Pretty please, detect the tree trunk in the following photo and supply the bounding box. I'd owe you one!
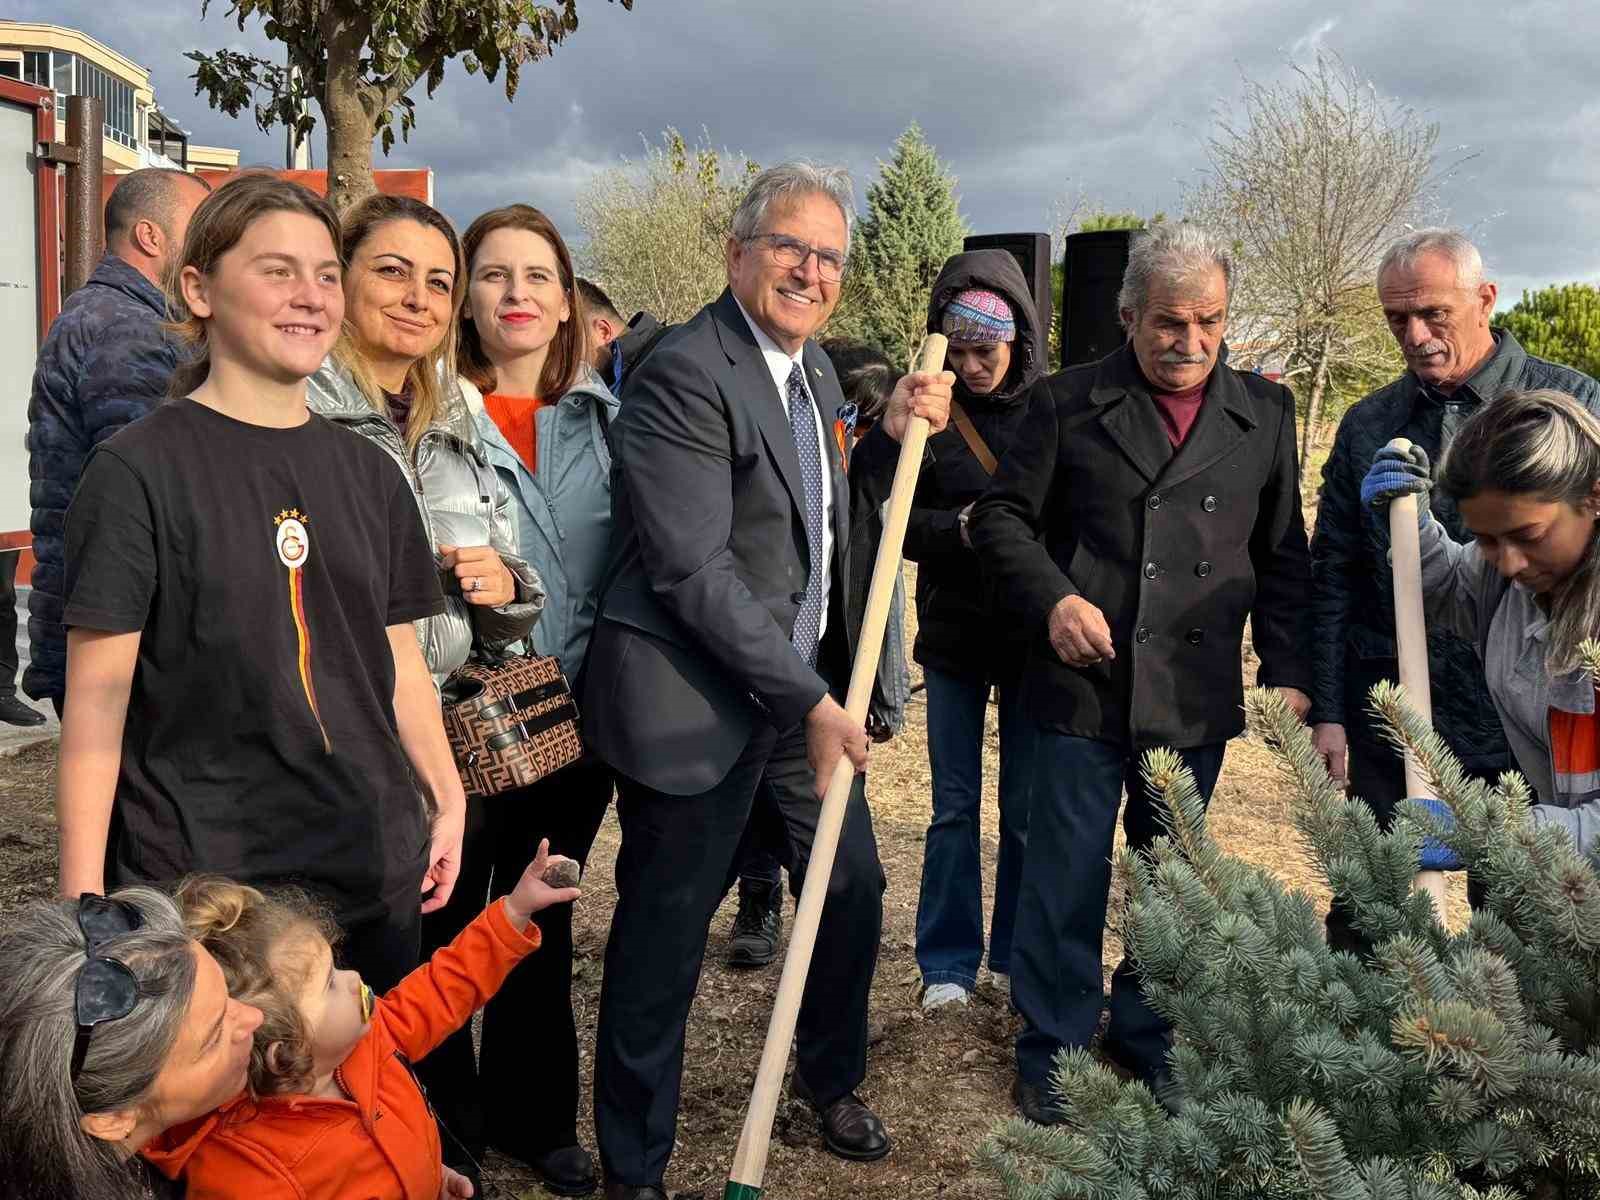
[1300,328,1334,475]
[319,10,378,216]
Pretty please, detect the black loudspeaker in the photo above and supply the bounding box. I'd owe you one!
[1062,228,1134,367]
[962,232,1052,354]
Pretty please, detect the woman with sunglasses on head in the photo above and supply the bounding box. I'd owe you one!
[0,887,263,1199]
[305,194,543,690]
[1362,388,1600,861]
[54,174,465,996]
[405,203,617,1198]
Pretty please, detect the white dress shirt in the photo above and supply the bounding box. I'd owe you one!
[734,295,835,643]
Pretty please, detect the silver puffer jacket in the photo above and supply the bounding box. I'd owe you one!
[306,359,544,685]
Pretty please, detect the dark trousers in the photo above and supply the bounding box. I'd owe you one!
[339,902,423,996]
[1012,731,1226,1086]
[593,724,886,1188]
[414,756,613,1161]
[915,667,1033,987]
[1325,734,1491,955]
[1,550,17,697]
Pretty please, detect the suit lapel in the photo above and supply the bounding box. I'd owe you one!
[804,341,850,551]
[1091,348,1171,485]
[1154,366,1255,491]
[710,290,808,521]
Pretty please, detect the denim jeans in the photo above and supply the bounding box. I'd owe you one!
[1011,731,1225,1086]
[914,667,1034,989]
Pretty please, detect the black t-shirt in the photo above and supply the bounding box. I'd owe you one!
[62,400,445,924]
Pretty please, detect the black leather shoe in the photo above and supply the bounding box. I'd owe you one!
[527,1144,598,1196]
[0,695,45,727]
[791,1077,891,1162]
[726,877,782,968]
[602,1184,668,1200]
[1012,1076,1065,1126]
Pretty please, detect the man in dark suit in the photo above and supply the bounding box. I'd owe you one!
[970,222,1313,1123]
[582,162,952,1200]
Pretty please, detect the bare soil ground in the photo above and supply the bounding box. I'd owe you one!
[0,482,1470,1198]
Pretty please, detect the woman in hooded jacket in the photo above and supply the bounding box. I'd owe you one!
[410,203,618,1198]
[907,249,1046,1012]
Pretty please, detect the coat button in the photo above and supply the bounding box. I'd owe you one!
[1202,495,1218,512]
[1136,626,1150,644]
[1143,561,1159,580]
[1187,628,1204,645]
[791,591,806,604]
[1147,493,1162,509]
[1195,561,1212,578]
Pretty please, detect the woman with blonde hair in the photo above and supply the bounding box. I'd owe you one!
[305,193,543,688]
[56,174,465,995]
[414,202,617,1198]
[1362,387,1600,858]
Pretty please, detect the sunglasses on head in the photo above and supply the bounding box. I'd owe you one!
[69,893,144,1084]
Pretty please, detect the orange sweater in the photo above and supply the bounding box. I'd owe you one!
[144,901,540,1200]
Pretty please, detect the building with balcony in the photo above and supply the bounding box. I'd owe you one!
[0,20,238,173]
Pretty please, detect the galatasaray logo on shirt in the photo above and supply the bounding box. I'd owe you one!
[275,508,331,754]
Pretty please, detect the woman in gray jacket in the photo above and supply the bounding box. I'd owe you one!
[412,203,616,1198]
[1362,388,1600,862]
[305,195,543,683]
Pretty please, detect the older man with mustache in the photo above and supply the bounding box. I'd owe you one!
[969,222,1314,1122]
[1307,228,1600,957]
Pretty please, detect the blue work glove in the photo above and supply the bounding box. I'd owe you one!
[1360,443,1432,524]
[1414,796,1462,871]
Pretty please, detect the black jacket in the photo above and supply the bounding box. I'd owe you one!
[25,255,180,702]
[582,289,903,795]
[605,310,672,395]
[1309,330,1600,767]
[906,250,1045,683]
[970,344,1313,749]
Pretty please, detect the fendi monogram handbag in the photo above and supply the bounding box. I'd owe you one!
[441,649,583,799]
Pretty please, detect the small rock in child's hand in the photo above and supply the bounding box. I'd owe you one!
[542,859,581,890]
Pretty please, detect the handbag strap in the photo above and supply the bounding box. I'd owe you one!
[950,399,998,476]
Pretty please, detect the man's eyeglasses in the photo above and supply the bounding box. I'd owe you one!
[70,894,144,1083]
[744,234,848,283]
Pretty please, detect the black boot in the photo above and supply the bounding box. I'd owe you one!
[726,876,782,968]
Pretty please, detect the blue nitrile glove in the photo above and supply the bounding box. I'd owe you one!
[1360,443,1432,524]
[1415,796,1462,871]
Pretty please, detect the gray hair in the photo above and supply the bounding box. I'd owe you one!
[730,161,856,252]
[0,886,197,1199]
[1116,222,1236,330]
[1438,388,1600,676]
[1377,227,1485,289]
[104,167,210,243]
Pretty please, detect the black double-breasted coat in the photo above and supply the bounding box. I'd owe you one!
[969,343,1313,749]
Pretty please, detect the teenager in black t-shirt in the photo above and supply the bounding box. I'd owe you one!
[55,175,466,992]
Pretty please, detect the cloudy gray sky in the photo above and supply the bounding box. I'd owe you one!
[16,0,1600,304]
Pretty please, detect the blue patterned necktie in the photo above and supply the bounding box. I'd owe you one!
[786,361,826,667]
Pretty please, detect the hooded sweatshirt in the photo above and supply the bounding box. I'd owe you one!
[904,249,1046,683]
[143,901,540,1200]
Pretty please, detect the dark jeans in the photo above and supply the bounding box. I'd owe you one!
[593,724,885,1188]
[1012,731,1226,1086]
[414,756,613,1161]
[1,550,17,697]
[915,667,1033,988]
[337,900,422,996]
[1325,733,1491,956]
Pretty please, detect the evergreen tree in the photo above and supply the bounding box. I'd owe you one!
[1494,285,1600,379]
[979,680,1600,1200]
[830,123,967,367]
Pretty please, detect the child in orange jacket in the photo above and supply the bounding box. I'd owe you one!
[142,841,580,1200]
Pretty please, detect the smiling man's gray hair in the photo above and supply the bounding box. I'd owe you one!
[730,162,857,253]
[1116,222,1236,331]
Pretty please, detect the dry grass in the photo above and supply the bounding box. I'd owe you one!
[0,528,1471,1199]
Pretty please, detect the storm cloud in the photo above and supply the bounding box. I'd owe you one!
[17,0,1599,301]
